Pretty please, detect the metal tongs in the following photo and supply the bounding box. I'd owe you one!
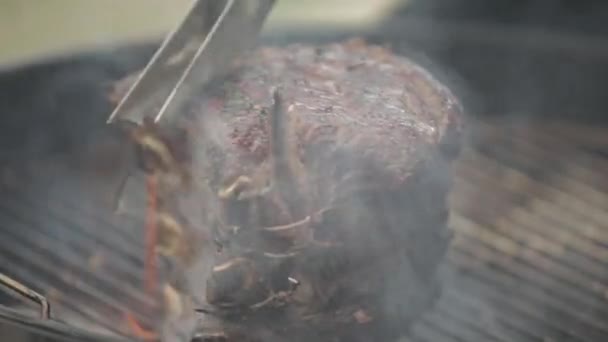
[107,0,275,125]
[106,0,275,209]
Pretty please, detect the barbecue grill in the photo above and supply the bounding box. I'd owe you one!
[2,1,608,341]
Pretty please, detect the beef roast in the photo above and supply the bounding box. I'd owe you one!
[111,38,463,342]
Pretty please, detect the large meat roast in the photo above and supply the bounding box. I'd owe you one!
[110,39,463,342]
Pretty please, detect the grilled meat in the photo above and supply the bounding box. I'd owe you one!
[111,38,463,342]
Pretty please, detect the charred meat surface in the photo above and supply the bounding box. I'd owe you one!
[111,38,463,342]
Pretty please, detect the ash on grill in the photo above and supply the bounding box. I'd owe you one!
[110,38,463,342]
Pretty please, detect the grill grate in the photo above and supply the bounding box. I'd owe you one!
[0,160,158,338]
[1,118,608,341]
[402,119,608,342]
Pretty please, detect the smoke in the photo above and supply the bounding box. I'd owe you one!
[1,2,607,341]
[371,2,608,341]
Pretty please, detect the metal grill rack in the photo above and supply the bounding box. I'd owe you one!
[0,160,157,339]
[1,114,607,342]
[403,118,608,342]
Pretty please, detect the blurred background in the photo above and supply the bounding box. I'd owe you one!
[0,0,398,69]
[4,0,608,121]
[1,1,608,341]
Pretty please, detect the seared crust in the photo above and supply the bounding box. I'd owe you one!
[184,39,462,193]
